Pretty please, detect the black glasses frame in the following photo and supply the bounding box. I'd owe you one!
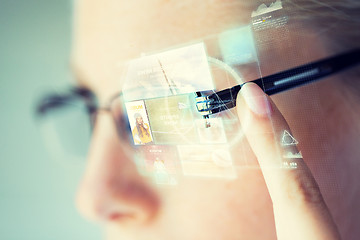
[36,48,360,135]
[195,48,360,117]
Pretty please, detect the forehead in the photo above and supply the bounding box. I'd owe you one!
[72,0,255,101]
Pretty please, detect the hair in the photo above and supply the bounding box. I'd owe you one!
[283,0,360,51]
[281,0,360,93]
[136,119,150,138]
[220,0,360,90]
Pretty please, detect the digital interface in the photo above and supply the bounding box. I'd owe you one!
[118,1,303,184]
[178,145,236,178]
[122,43,214,102]
[138,145,180,185]
[145,94,198,145]
[125,100,154,145]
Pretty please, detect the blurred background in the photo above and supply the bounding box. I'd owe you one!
[0,0,101,239]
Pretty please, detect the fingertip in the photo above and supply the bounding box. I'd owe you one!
[237,83,272,117]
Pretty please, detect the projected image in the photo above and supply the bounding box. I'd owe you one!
[178,145,236,178]
[251,0,293,70]
[280,130,301,169]
[251,0,283,17]
[140,145,179,185]
[195,118,227,144]
[218,26,258,66]
[122,42,214,102]
[145,94,199,145]
[125,100,153,145]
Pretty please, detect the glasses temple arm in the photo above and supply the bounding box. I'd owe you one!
[196,48,360,115]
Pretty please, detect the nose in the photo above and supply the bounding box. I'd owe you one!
[76,113,159,224]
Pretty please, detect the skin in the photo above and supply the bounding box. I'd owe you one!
[72,0,360,239]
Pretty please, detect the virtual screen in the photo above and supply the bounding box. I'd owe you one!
[118,0,302,184]
[146,94,198,145]
[33,0,311,186]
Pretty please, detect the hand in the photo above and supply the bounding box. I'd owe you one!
[236,83,341,240]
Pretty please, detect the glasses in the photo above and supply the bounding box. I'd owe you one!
[196,49,360,117]
[35,87,133,160]
[37,43,360,184]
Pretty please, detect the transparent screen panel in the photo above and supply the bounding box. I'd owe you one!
[118,39,258,183]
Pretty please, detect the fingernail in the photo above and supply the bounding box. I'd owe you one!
[240,83,272,116]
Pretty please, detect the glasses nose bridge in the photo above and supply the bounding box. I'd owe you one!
[89,104,113,128]
[90,100,135,153]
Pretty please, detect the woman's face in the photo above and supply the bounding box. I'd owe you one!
[136,117,143,125]
[73,1,358,239]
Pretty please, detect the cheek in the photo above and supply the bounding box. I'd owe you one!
[106,175,277,240]
[155,170,275,238]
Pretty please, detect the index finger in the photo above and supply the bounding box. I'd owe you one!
[236,83,341,240]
